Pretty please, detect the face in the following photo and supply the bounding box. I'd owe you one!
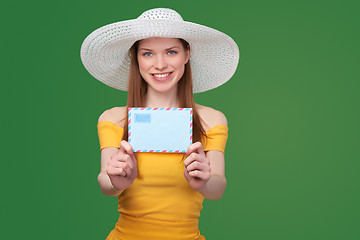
[137,37,190,93]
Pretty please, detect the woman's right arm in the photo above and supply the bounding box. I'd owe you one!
[97,109,137,197]
[98,147,124,196]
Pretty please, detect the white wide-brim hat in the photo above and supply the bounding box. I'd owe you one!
[80,8,239,93]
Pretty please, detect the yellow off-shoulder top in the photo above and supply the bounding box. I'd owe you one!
[97,120,229,240]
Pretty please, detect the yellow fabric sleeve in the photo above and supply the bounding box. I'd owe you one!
[97,121,124,151]
[202,124,229,154]
[97,121,228,153]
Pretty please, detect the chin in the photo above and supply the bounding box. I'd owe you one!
[147,79,178,93]
[150,85,176,93]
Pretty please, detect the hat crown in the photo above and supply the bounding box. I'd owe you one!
[137,8,184,21]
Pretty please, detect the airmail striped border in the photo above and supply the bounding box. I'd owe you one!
[128,107,193,153]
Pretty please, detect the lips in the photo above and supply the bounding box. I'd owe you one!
[151,72,173,81]
[153,73,170,78]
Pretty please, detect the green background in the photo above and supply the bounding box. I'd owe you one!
[2,0,359,239]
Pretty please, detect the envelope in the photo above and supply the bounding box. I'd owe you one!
[128,107,193,152]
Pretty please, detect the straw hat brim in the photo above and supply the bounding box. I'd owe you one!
[80,18,239,93]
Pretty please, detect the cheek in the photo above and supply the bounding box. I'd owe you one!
[174,59,186,74]
[137,59,152,78]
[170,55,186,69]
[138,56,152,69]
[136,60,144,79]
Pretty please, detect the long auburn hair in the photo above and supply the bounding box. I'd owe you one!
[122,38,208,145]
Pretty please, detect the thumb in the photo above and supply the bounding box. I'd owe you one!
[120,140,135,158]
[131,154,137,166]
[183,167,191,182]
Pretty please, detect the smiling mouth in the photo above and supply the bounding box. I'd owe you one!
[152,72,172,78]
[151,72,173,81]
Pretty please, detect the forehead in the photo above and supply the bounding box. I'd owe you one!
[138,37,183,49]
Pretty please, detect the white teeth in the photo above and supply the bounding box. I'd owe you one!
[153,73,170,78]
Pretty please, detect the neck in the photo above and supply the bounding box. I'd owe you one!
[144,86,179,108]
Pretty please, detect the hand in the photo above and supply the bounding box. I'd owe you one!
[107,140,138,191]
[183,142,211,191]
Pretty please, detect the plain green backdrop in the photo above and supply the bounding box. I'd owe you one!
[1,0,359,239]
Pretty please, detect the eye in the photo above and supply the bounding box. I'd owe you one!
[168,50,177,55]
[143,52,152,57]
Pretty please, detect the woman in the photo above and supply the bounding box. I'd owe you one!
[81,8,239,240]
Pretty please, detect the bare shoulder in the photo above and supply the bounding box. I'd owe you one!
[98,106,127,128]
[195,103,228,131]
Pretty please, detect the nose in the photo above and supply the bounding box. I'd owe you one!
[154,55,168,70]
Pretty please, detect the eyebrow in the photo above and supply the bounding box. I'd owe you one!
[138,46,181,51]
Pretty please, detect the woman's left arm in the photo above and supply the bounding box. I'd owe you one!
[184,106,228,199]
[184,142,227,200]
[202,150,227,200]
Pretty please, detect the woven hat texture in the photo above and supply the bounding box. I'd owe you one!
[80,8,239,93]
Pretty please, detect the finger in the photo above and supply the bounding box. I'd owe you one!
[186,142,205,157]
[186,160,210,172]
[111,161,132,176]
[120,164,132,177]
[183,166,192,182]
[118,142,137,168]
[111,152,136,170]
[184,152,209,167]
[122,154,135,170]
[107,165,127,177]
[188,170,210,180]
[120,140,135,157]
[118,167,128,177]
[184,152,198,167]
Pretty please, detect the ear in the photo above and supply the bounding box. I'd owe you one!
[185,44,191,64]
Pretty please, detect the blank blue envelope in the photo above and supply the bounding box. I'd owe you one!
[128,108,193,153]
